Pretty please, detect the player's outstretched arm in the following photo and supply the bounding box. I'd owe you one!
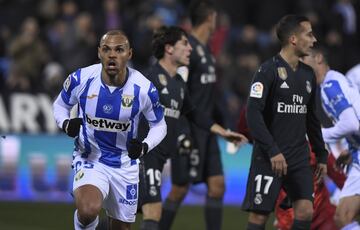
[210,123,248,146]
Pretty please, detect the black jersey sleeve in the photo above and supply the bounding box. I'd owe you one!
[247,67,281,158]
[185,109,213,131]
[182,83,213,131]
[181,84,194,115]
[306,76,328,164]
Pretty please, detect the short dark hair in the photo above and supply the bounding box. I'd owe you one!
[311,43,329,65]
[189,0,216,27]
[152,26,187,59]
[275,15,310,47]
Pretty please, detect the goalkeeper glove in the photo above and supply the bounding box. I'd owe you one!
[62,118,82,138]
[127,139,148,159]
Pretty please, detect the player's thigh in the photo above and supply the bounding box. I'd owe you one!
[72,157,109,210]
[139,152,166,205]
[103,163,139,223]
[242,155,282,213]
[171,152,191,186]
[284,164,313,202]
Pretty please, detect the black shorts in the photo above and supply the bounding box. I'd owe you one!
[189,127,223,183]
[171,152,191,186]
[242,154,313,213]
[138,149,167,206]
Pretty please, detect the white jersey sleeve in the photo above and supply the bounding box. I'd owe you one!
[346,63,360,92]
[141,82,167,151]
[53,68,83,128]
[321,70,360,142]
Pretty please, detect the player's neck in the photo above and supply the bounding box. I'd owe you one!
[279,49,299,71]
[191,26,210,46]
[317,64,330,84]
[101,68,127,87]
[159,59,177,77]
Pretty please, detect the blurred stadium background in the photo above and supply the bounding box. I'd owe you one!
[1,0,359,229]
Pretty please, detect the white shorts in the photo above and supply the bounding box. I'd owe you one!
[340,163,360,199]
[72,155,139,222]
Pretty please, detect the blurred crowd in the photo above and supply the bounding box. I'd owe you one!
[0,0,359,129]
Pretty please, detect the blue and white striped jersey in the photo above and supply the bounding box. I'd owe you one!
[321,70,360,164]
[53,64,166,167]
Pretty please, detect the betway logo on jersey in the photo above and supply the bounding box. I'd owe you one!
[85,114,130,132]
[277,95,307,114]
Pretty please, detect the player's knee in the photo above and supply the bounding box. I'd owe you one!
[207,177,225,198]
[77,202,101,225]
[248,212,269,225]
[169,185,189,201]
[293,200,313,221]
[142,203,162,221]
[294,207,313,221]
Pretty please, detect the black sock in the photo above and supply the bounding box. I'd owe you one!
[291,219,311,230]
[246,222,265,230]
[205,195,223,230]
[159,198,181,230]
[140,219,159,230]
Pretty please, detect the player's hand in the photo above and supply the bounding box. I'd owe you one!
[62,118,82,138]
[222,130,248,146]
[177,134,192,155]
[270,153,287,177]
[315,163,327,184]
[127,139,148,159]
[335,150,352,170]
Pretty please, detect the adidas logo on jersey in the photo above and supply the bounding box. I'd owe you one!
[280,82,289,89]
[85,114,130,132]
[161,88,169,94]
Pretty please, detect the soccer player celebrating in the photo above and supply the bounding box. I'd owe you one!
[242,15,328,230]
[53,30,167,230]
[139,25,247,230]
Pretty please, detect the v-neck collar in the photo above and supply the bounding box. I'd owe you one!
[277,54,299,73]
[101,67,130,93]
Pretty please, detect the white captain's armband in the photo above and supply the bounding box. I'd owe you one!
[250,82,264,98]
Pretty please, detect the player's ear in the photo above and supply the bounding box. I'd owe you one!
[289,34,296,46]
[165,44,174,55]
[316,53,323,64]
[128,48,133,59]
[97,47,101,59]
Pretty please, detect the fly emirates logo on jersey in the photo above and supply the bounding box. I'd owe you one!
[277,94,307,114]
[85,114,131,132]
